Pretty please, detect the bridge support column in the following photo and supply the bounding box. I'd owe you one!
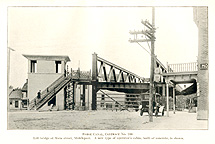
[166,82,169,117]
[92,53,98,110]
[161,84,165,110]
[162,84,165,104]
[82,85,86,107]
[173,86,176,114]
[92,83,97,110]
[72,82,76,110]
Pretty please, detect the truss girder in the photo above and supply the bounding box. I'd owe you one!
[96,56,145,83]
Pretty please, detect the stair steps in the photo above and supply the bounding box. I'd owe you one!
[29,74,72,110]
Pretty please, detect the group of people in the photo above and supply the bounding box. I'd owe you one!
[139,100,161,116]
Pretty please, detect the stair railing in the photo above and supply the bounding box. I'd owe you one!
[29,73,71,109]
[36,78,71,109]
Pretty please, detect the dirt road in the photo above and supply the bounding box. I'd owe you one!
[8,110,207,130]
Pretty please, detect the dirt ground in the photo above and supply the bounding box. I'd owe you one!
[8,110,208,130]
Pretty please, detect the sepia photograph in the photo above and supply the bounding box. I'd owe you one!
[7,6,208,130]
[1,1,214,144]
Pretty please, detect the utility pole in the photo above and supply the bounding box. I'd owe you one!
[129,7,156,122]
[149,7,155,122]
[7,47,15,112]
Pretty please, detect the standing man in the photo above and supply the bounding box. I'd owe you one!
[64,69,67,77]
[139,102,144,116]
[37,90,41,99]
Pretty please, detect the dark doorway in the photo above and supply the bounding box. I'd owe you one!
[15,101,19,108]
[48,96,56,106]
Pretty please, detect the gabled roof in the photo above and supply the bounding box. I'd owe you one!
[9,89,23,99]
[23,54,70,62]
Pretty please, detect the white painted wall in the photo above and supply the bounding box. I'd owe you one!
[9,99,22,110]
[37,60,56,73]
[73,84,92,110]
[28,73,62,101]
[56,88,65,110]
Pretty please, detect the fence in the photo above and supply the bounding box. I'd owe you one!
[71,70,91,80]
[167,62,198,73]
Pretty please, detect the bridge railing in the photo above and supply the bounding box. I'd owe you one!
[167,62,198,73]
[71,69,91,80]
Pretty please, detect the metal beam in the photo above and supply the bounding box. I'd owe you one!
[141,20,155,31]
[72,82,76,110]
[92,53,98,81]
[155,57,167,72]
[129,30,154,35]
[103,64,108,81]
[129,30,155,39]
[92,53,98,110]
[82,85,86,107]
[97,82,150,90]
[163,71,198,76]
[117,70,123,82]
[108,66,114,82]
[112,68,117,82]
[97,56,144,81]
[173,86,176,114]
[166,82,169,117]
[129,39,152,43]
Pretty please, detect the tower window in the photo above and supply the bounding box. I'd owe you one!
[55,61,62,73]
[30,60,37,73]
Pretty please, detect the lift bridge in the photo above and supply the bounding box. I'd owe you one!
[28,53,197,111]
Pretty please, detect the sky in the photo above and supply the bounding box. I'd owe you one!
[8,6,198,88]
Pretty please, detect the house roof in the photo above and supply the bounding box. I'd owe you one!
[23,54,71,63]
[8,87,13,96]
[22,82,28,92]
[9,89,23,99]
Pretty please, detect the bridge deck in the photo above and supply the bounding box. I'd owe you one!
[163,71,197,76]
[97,82,150,93]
